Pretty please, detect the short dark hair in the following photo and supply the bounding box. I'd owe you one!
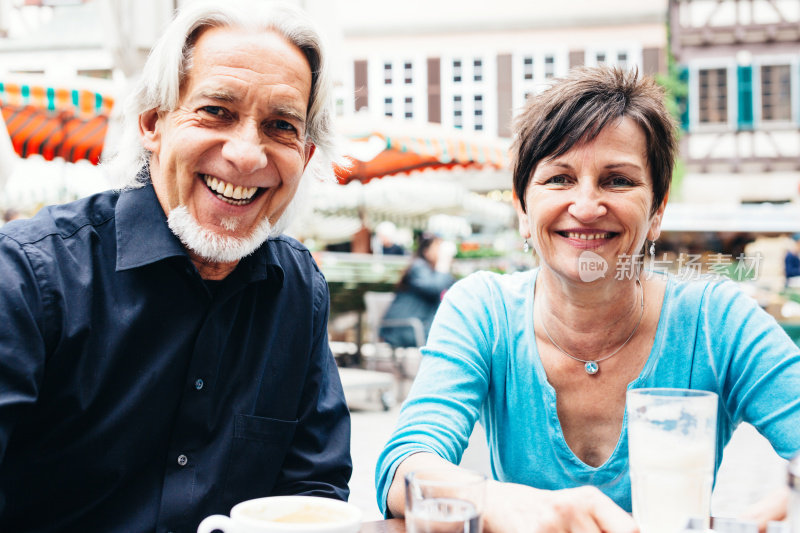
[511,66,677,215]
[415,232,440,260]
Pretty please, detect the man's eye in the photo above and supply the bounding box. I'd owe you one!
[272,120,297,132]
[200,106,229,118]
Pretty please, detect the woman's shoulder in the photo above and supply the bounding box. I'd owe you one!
[663,273,761,317]
[443,269,534,314]
[450,268,535,294]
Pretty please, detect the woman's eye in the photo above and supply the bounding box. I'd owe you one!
[609,176,634,187]
[545,175,569,185]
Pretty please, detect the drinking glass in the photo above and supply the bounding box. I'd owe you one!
[405,469,486,533]
[627,388,718,533]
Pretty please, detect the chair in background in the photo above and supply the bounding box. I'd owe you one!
[362,291,425,396]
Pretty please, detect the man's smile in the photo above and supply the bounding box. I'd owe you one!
[201,174,264,206]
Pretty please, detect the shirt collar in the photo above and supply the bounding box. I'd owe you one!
[116,181,187,271]
[115,170,284,288]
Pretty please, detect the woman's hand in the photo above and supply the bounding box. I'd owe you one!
[739,486,789,533]
[483,480,638,533]
[387,453,638,533]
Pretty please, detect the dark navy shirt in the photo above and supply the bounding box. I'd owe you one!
[0,183,351,532]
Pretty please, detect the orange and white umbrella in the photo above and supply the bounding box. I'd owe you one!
[335,116,510,184]
[0,81,114,165]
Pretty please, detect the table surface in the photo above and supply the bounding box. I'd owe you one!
[357,517,774,533]
[361,519,405,533]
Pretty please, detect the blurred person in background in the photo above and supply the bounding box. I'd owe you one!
[376,66,800,532]
[785,234,800,287]
[375,220,406,255]
[379,232,455,348]
[2,208,23,224]
[0,2,351,531]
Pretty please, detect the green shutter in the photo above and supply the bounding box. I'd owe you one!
[678,66,689,131]
[737,65,753,130]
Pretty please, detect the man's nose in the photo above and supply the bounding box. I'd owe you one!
[567,183,607,222]
[222,122,268,174]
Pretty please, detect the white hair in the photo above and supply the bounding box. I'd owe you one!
[104,0,340,190]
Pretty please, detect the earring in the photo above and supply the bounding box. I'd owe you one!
[649,240,656,259]
[523,239,530,253]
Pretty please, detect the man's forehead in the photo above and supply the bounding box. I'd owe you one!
[181,27,312,115]
[189,81,308,120]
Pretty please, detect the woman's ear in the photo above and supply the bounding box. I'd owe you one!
[647,192,669,242]
[139,109,161,153]
[513,193,531,239]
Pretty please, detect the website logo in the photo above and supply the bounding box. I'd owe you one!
[578,251,608,282]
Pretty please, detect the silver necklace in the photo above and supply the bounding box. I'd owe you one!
[538,278,645,375]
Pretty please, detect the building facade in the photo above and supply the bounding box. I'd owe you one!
[335,0,669,139]
[670,0,800,204]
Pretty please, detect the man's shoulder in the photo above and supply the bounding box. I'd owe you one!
[267,235,321,275]
[1,189,120,246]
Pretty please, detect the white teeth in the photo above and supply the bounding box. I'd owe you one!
[566,232,610,240]
[202,175,259,202]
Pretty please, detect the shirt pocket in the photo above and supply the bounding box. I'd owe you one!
[222,413,298,504]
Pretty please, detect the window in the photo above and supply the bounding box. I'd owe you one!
[544,55,555,78]
[761,64,792,121]
[698,68,728,124]
[453,95,463,128]
[404,62,413,84]
[617,52,628,69]
[404,97,413,119]
[384,62,392,85]
[384,97,393,117]
[523,56,533,80]
[453,60,462,83]
[473,59,483,82]
[596,52,606,64]
[474,95,484,131]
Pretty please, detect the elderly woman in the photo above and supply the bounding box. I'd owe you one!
[375,66,800,532]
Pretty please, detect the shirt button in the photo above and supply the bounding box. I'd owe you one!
[194,378,204,390]
[177,454,188,466]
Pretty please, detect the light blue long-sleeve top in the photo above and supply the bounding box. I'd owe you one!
[375,269,800,514]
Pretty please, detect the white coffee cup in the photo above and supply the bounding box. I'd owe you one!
[197,495,362,533]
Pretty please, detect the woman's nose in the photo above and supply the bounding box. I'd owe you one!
[567,184,607,221]
[221,123,268,174]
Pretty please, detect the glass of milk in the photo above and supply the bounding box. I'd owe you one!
[626,388,718,533]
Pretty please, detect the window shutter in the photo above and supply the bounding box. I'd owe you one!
[737,65,754,130]
[678,66,689,131]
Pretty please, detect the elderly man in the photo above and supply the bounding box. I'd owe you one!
[0,2,350,532]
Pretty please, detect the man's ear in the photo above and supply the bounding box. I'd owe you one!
[139,109,161,153]
[303,142,316,171]
[648,191,669,242]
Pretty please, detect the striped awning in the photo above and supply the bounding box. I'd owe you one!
[335,116,510,184]
[0,82,114,165]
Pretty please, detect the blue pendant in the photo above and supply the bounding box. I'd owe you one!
[584,361,599,374]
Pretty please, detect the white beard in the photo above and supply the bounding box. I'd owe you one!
[167,206,273,264]
[165,176,309,264]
